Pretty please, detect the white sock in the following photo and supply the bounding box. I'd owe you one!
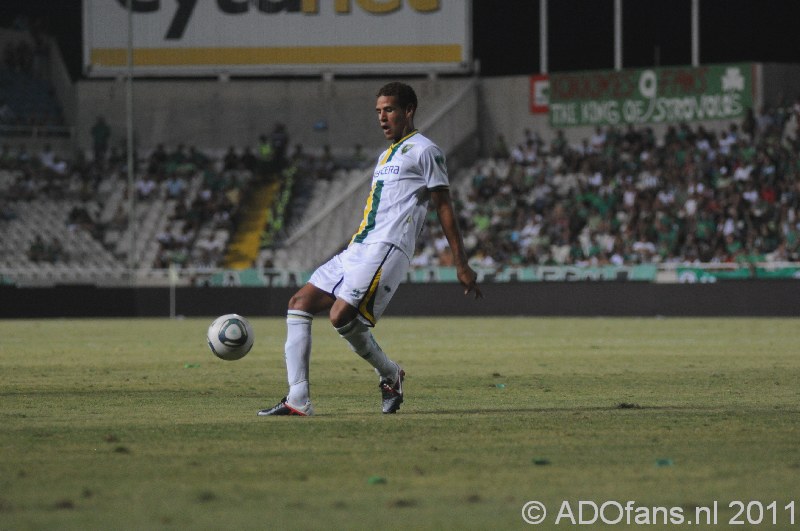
[336,318,397,380]
[285,310,313,405]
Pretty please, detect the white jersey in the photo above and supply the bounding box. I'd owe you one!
[350,130,449,258]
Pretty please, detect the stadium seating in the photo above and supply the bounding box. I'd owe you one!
[2,97,799,287]
[0,68,63,127]
[0,160,252,286]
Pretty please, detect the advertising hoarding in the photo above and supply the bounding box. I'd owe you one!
[529,73,549,114]
[83,0,471,77]
[549,63,754,127]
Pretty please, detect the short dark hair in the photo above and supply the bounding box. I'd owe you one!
[377,82,417,112]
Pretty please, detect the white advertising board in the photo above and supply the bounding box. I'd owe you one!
[83,0,471,77]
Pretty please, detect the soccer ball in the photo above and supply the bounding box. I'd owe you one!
[207,314,254,361]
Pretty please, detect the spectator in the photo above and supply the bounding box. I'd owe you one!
[240,146,258,173]
[257,134,275,176]
[165,172,187,200]
[351,143,369,170]
[0,99,16,125]
[0,144,15,169]
[90,116,111,165]
[135,172,157,200]
[46,237,66,263]
[314,144,336,181]
[222,146,240,172]
[28,235,47,262]
[38,143,67,175]
[492,134,510,160]
[147,143,168,174]
[269,122,289,166]
[0,200,16,221]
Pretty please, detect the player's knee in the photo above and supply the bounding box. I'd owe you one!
[329,309,347,329]
[329,303,357,329]
[288,292,318,313]
[287,293,304,311]
[287,285,337,316]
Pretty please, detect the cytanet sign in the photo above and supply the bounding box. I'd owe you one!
[83,0,471,77]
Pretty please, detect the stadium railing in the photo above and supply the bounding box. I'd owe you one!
[0,124,73,139]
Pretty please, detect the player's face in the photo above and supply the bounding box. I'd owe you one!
[376,95,413,143]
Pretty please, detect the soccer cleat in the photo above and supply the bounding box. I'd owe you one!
[257,397,314,417]
[379,366,405,414]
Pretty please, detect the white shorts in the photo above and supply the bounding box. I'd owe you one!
[309,242,409,326]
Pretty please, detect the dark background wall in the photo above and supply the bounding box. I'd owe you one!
[2,281,799,318]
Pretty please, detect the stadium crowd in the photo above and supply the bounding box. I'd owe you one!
[1,121,315,271]
[2,103,800,272]
[413,104,800,270]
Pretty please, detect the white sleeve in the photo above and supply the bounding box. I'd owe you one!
[420,145,449,189]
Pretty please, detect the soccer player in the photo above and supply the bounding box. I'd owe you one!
[259,82,482,416]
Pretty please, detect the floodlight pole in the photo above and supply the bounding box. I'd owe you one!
[539,0,548,74]
[614,0,622,71]
[691,0,700,66]
[126,0,137,282]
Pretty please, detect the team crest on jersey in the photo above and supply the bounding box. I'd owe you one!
[434,154,446,170]
[402,144,414,154]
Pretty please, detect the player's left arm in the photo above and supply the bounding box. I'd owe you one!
[430,186,482,299]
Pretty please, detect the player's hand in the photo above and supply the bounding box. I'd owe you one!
[458,266,483,299]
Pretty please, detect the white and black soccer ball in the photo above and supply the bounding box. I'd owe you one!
[207,314,254,361]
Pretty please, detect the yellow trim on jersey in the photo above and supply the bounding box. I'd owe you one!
[351,180,384,243]
[380,130,419,164]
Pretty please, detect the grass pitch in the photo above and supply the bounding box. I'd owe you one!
[1,317,799,530]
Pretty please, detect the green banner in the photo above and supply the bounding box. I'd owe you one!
[172,264,800,287]
[204,265,658,287]
[549,63,753,127]
[207,269,312,287]
[676,266,800,283]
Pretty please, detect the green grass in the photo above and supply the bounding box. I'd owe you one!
[1,317,799,530]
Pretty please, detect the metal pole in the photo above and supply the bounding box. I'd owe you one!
[614,0,622,71]
[169,264,177,319]
[539,0,548,74]
[126,0,137,281]
[691,0,699,66]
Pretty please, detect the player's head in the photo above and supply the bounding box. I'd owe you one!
[376,82,417,113]
[376,82,417,142]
